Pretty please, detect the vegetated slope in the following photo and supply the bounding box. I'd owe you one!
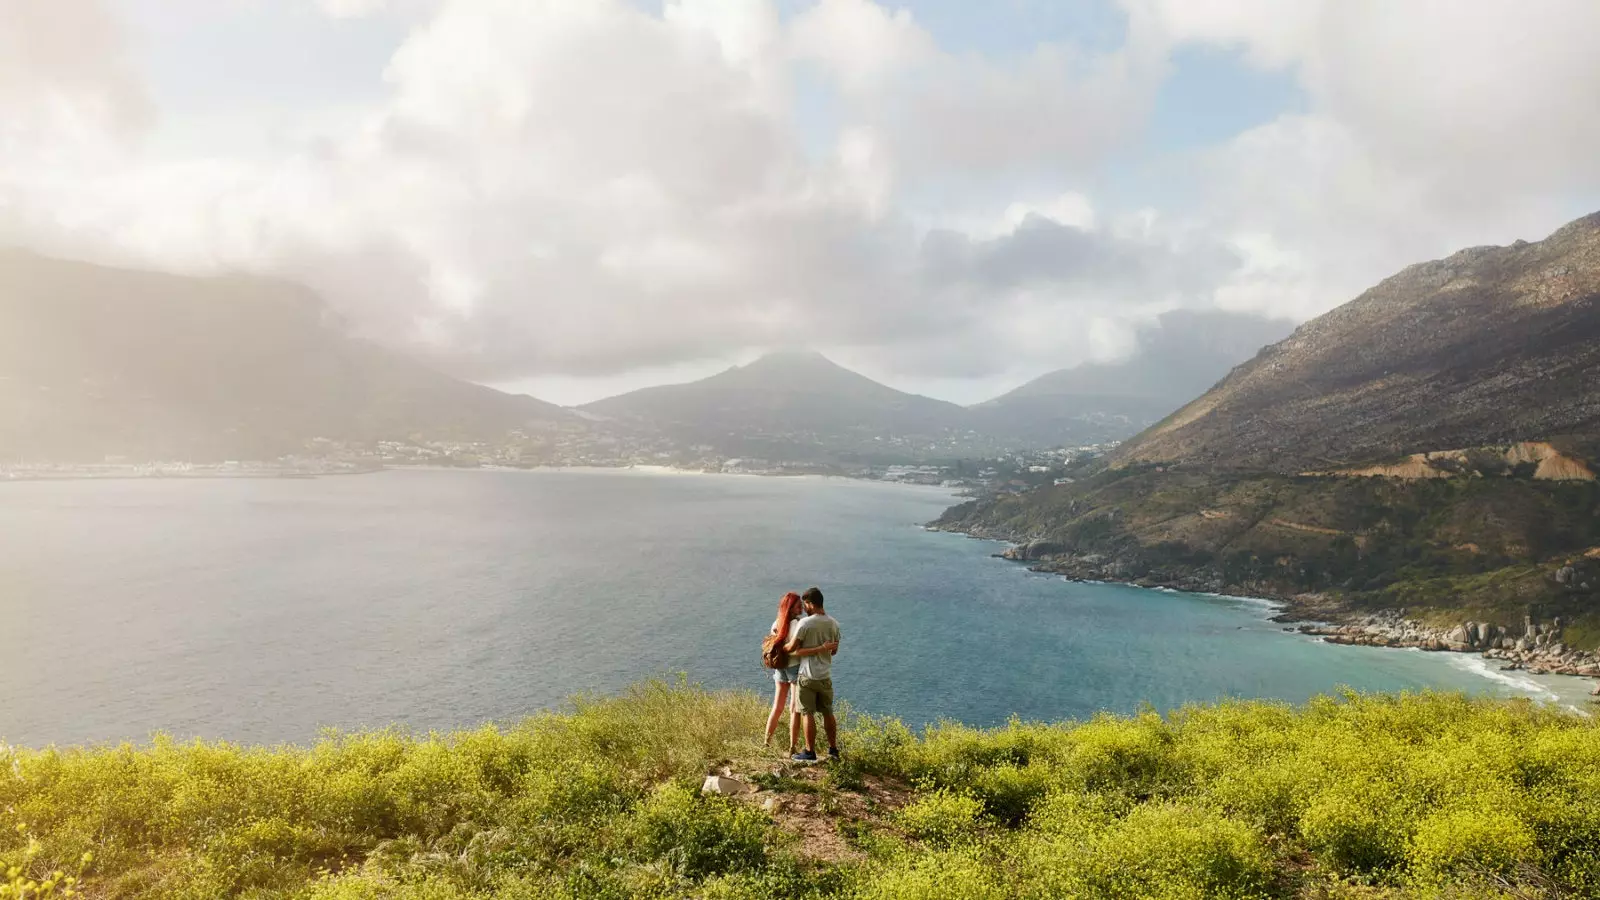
[937,213,1600,644]
[581,351,975,460]
[4,681,1598,899]
[0,249,571,461]
[968,310,1296,449]
[1120,213,1600,472]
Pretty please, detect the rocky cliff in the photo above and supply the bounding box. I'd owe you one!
[936,213,1600,648]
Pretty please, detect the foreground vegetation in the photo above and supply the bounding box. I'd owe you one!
[6,681,1600,899]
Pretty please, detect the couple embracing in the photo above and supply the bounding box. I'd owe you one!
[762,587,841,762]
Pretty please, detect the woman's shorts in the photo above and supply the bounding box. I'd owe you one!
[773,664,801,684]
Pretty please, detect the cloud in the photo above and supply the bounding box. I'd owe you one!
[316,0,389,18]
[792,0,1165,178]
[1127,0,1600,319]
[8,0,1599,402]
[0,0,150,156]
[0,0,1218,390]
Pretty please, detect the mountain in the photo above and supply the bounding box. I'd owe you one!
[580,351,974,460]
[968,310,1295,448]
[1119,218,1600,472]
[0,249,572,461]
[936,213,1600,647]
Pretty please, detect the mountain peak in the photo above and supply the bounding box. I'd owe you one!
[740,349,839,371]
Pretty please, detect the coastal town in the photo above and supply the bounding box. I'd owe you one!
[0,434,1117,496]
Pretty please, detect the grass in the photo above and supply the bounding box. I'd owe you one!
[5,681,1600,898]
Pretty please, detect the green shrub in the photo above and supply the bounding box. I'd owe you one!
[893,790,985,847]
[1408,807,1535,881]
[1016,802,1274,900]
[625,782,771,879]
[852,849,1004,900]
[1300,781,1413,877]
[968,762,1054,825]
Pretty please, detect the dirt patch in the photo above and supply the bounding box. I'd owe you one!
[718,760,913,864]
[1310,441,1595,482]
[1309,453,1450,479]
[1267,518,1347,536]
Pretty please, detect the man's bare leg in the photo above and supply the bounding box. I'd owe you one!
[789,704,801,752]
[802,713,817,754]
[822,713,838,752]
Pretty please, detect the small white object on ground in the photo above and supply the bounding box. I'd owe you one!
[701,774,751,796]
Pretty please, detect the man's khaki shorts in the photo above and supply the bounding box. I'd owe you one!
[797,677,834,716]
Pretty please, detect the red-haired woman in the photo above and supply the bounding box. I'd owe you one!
[764,591,804,750]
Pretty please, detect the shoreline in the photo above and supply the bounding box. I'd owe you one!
[945,528,1600,705]
[4,462,976,496]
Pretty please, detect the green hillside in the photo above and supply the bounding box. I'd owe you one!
[936,466,1600,646]
[5,681,1599,899]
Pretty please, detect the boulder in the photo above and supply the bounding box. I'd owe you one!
[701,775,751,796]
[762,796,787,814]
[1557,566,1576,585]
[1003,540,1066,561]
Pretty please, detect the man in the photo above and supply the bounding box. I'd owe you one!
[784,586,841,762]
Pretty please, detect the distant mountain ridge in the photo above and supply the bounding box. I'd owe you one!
[0,249,1297,465]
[968,310,1295,449]
[0,250,572,461]
[581,351,975,460]
[583,322,1294,459]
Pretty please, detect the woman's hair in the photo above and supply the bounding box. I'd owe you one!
[774,591,803,644]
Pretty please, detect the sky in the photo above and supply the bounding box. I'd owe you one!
[4,0,1600,405]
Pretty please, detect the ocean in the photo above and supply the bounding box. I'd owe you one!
[1,468,1588,747]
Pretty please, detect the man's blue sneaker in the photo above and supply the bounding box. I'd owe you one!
[828,747,841,761]
[792,750,818,762]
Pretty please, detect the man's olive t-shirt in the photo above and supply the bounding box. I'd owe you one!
[793,613,841,681]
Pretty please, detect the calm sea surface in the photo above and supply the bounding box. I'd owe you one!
[1,468,1587,746]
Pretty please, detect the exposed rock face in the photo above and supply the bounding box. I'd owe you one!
[1000,540,1066,561]
[1311,442,1595,482]
[1298,612,1600,677]
[1117,213,1600,474]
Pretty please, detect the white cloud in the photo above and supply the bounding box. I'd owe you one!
[316,0,390,19]
[788,0,936,93]
[0,0,1212,393]
[10,0,1600,403]
[1127,0,1600,319]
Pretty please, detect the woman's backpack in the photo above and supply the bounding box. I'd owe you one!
[761,633,789,669]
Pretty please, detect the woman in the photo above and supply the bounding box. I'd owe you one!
[764,591,804,750]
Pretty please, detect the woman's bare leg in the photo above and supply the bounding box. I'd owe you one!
[788,692,802,753]
[764,681,791,745]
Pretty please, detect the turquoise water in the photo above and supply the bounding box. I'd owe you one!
[0,469,1584,746]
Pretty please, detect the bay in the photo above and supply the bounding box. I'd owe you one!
[0,468,1583,747]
